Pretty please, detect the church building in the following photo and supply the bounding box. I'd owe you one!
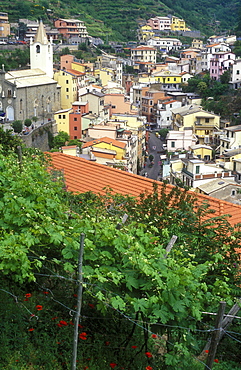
[0,20,61,122]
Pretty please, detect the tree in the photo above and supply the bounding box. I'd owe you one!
[52,131,69,148]
[0,127,23,154]
[158,128,169,139]
[149,154,154,162]
[24,118,32,127]
[11,120,23,133]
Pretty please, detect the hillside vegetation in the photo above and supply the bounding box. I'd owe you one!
[1,0,240,41]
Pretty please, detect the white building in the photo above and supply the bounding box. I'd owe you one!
[156,99,182,129]
[147,37,182,53]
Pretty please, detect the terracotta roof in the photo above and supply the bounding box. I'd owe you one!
[48,152,241,227]
[65,69,85,76]
[82,137,126,149]
[207,43,220,47]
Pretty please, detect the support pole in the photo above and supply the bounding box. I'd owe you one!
[71,233,85,370]
[206,301,226,369]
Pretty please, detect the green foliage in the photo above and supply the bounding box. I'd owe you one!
[78,42,88,51]
[11,120,23,133]
[0,127,23,154]
[52,131,70,149]
[1,0,240,42]
[158,128,169,139]
[24,118,32,127]
[32,116,38,123]
[1,148,241,368]
[149,154,154,162]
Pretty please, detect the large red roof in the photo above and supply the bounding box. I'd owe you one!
[48,152,241,227]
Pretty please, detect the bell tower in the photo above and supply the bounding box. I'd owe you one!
[30,20,53,78]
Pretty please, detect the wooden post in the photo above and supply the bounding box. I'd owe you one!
[164,235,177,258]
[206,301,226,369]
[71,233,85,370]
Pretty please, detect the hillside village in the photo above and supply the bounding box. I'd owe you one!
[1,11,241,205]
[2,8,241,369]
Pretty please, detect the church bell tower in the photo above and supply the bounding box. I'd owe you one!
[30,20,53,78]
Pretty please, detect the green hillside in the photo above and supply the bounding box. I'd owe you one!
[1,0,240,41]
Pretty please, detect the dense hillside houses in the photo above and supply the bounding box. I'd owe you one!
[0,12,241,197]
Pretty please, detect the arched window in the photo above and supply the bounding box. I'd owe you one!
[36,45,40,53]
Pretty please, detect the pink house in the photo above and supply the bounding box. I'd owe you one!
[210,52,236,80]
[104,93,132,115]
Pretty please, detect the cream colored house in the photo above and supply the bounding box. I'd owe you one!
[131,46,157,64]
[219,125,241,155]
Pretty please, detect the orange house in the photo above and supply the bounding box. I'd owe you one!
[69,102,89,140]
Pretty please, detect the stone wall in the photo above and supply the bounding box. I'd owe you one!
[21,121,57,151]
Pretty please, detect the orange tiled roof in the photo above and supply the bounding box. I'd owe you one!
[82,137,126,150]
[48,152,241,227]
[207,43,220,48]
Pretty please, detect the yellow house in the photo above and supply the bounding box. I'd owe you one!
[82,137,126,160]
[139,25,155,41]
[54,70,80,110]
[94,68,115,87]
[190,144,213,161]
[171,16,189,31]
[172,104,220,145]
[153,71,182,84]
[54,108,71,135]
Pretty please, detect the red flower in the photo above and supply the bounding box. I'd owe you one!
[105,341,110,346]
[78,324,84,328]
[57,323,62,327]
[52,317,58,320]
[24,299,29,301]
[83,367,89,370]
[25,293,32,298]
[205,350,209,353]
[88,303,94,309]
[79,332,87,340]
[36,305,43,311]
[151,334,157,339]
[28,328,34,332]
[73,294,77,298]
[69,321,74,325]
[43,291,49,295]
[131,345,138,349]
[110,363,117,369]
[145,352,152,358]
[146,367,153,370]
[59,320,68,326]
[214,359,219,363]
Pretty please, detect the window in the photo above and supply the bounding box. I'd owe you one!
[66,88,69,92]
[111,105,116,109]
[66,80,69,84]
[74,127,77,130]
[74,117,77,121]
[66,95,69,99]
[7,89,12,98]
[58,115,61,119]
[74,136,77,139]
[237,70,240,75]
[231,189,236,196]
[170,104,172,108]
[36,45,40,53]
[205,118,209,123]
[63,115,66,119]
[171,141,175,148]
[196,165,200,174]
